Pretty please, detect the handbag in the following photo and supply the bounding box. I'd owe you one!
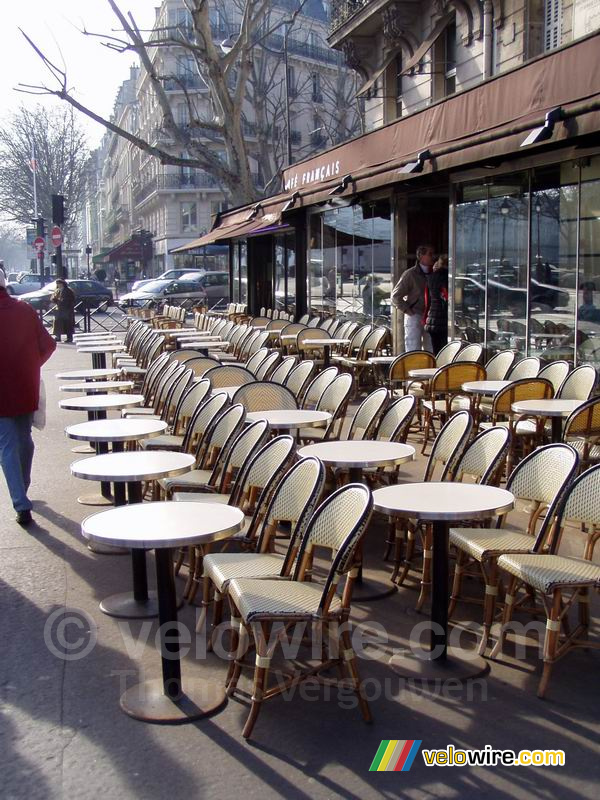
[33,379,46,430]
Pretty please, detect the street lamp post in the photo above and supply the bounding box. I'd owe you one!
[85,244,92,279]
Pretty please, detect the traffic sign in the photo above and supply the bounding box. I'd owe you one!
[33,236,45,252]
[51,226,62,247]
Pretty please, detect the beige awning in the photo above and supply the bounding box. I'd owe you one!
[356,12,453,98]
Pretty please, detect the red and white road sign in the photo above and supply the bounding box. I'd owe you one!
[33,236,45,252]
[51,226,62,247]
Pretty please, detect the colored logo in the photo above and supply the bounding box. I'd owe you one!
[369,740,422,772]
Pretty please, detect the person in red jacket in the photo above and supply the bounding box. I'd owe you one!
[0,270,56,525]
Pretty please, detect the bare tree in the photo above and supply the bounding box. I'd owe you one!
[0,104,89,231]
[0,223,27,270]
[18,0,359,207]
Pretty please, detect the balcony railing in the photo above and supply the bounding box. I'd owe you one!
[162,75,206,91]
[134,172,218,205]
[329,0,372,34]
[266,33,343,65]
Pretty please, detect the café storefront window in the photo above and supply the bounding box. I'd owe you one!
[307,200,392,326]
[274,233,297,314]
[453,156,600,367]
[231,241,248,304]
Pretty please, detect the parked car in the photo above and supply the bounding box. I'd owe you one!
[20,279,113,311]
[130,269,203,292]
[6,273,48,296]
[180,271,230,307]
[118,278,207,309]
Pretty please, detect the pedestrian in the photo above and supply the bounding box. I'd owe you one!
[424,255,449,355]
[51,278,76,343]
[113,268,121,300]
[391,244,436,351]
[0,269,56,525]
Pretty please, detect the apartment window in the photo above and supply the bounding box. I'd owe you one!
[177,104,190,126]
[211,200,228,216]
[181,201,197,232]
[433,17,456,99]
[312,73,322,102]
[287,65,296,96]
[544,0,562,51]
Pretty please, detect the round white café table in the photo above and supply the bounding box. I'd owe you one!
[408,367,437,380]
[246,410,332,430]
[511,398,583,442]
[60,394,144,503]
[299,441,416,602]
[78,343,126,369]
[72,451,195,619]
[82,501,244,723]
[462,380,512,396]
[57,368,121,381]
[298,338,350,368]
[59,380,134,394]
[373,482,514,680]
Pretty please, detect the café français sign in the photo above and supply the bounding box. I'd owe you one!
[284,158,341,191]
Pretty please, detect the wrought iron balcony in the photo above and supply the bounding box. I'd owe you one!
[329,0,372,34]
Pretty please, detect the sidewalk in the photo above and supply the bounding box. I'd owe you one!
[0,342,598,800]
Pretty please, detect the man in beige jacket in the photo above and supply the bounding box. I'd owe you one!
[391,244,436,351]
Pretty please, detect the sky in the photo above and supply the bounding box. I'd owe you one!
[0,0,158,147]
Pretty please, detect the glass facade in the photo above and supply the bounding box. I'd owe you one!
[274,233,297,313]
[231,241,247,304]
[307,200,392,325]
[453,155,600,367]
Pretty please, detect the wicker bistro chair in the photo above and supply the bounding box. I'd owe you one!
[140,379,212,450]
[491,462,600,698]
[538,360,570,395]
[452,343,483,363]
[358,396,417,489]
[307,316,321,327]
[175,435,297,603]
[562,396,600,470]
[270,356,297,385]
[337,327,388,395]
[204,364,255,388]
[266,319,288,333]
[232,381,298,412]
[199,457,326,637]
[301,367,339,409]
[296,328,330,360]
[421,362,486,452]
[284,360,315,400]
[449,443,578,655]
[507,356,541,381]
[245,348,271,376]
[557,363,596,401]
[384,410,473,576]
[225,483,374,739]
[331,324,371,363]
[253,351,281,381]
[122,360,181,417]
[435,340,463,366]
[124,363,191,423]
[479,377,554,474]
[346,388,389,440]
[168,348,208,364]
[299,373,353,442]
[414,425,511,611]
[485,350,517,381]
[390,350,436,396]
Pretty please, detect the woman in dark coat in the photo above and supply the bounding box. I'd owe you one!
[424,257,449,355]
[51,279,76,342]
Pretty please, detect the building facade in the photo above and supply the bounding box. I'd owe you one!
[181,0,600,369]
[86,0,360,282]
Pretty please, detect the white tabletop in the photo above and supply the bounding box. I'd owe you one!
[82,501,244,549]
[462,380,512,395]
[71,451,195,482]
[368,356,396,365]
[246,410,332,429]
[60,380,134,393]
[298,338,350,348]
[298,440,415,469]
[280,335,297,342]
[373,482,514,521]
[408,368,437,378]
[511,399,584,417]
[66,418,168,443]
[78,344,126,353]
[74,333,121,340]
[56,368,121,380]
[59,393,144,411]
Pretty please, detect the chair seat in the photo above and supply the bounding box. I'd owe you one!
[229,577,341,623]
[479,419,538,436]
[450,396,472,412]
[204,552,285,592]
[497,553,600,593]
[172,491,229,504]
[121,366,146,376]
[140,434,183,451]
[338,358,369,368]
[159,469,212,491]
[422,399,451,413]
[122,410,160,420]
[298,428,327,442]
[450,526,535,561]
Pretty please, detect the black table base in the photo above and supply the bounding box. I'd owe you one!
[389,520,489,681]
[119,548,227,723]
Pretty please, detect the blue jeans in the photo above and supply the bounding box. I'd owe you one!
[0,414,34,512]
